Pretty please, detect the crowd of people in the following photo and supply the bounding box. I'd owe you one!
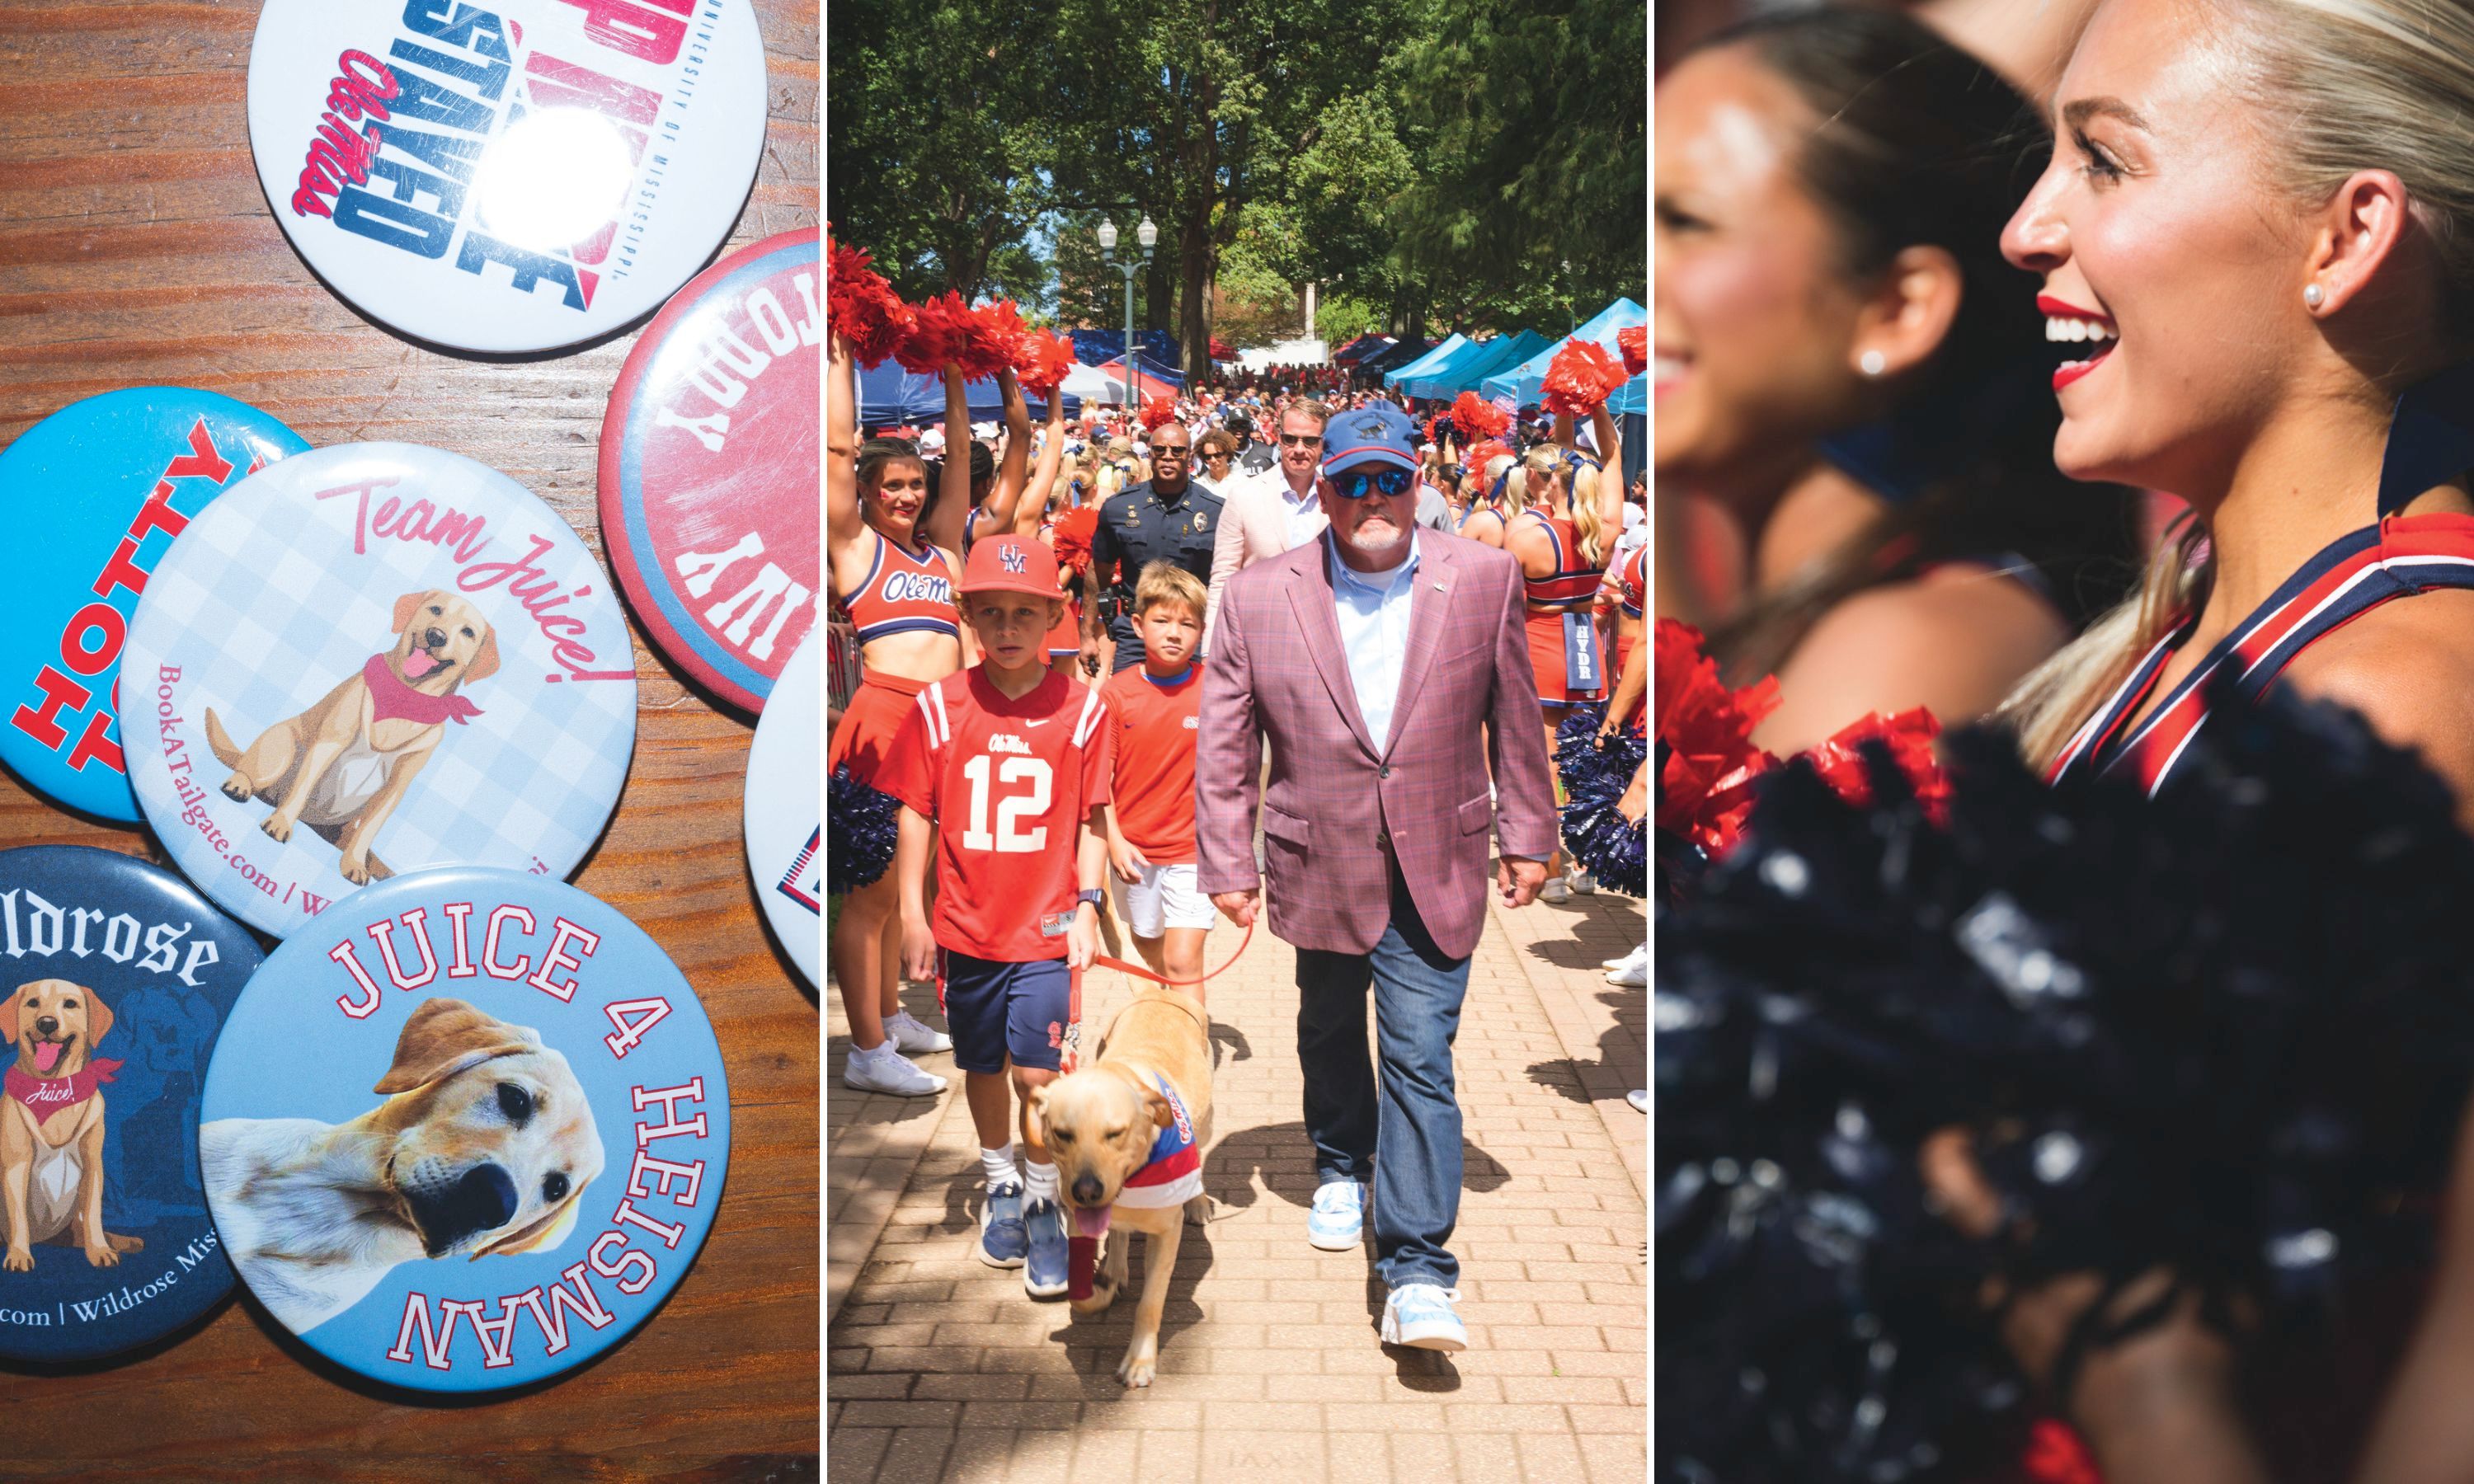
[823,315,1649,1352]
[1653,0,2474,1478]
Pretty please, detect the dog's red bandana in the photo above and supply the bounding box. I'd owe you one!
[363,655,482,726]
[7,1059,121,1115]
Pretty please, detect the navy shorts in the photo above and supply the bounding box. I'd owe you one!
[938,950,1075,1073]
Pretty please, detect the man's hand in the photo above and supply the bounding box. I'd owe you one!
[1108,836,1149,884]
[900,913,937,984]
[1079,636,1104,679]
[1498,855,1548,907]
[1212,888,1259,928]
[1066,903,1099,971]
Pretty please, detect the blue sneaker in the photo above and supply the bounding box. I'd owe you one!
[978,1181,1027,1268]
[1307,1178,1366,1250]
[1380,1284,1467,1351]
[1023,1198,1070,1298]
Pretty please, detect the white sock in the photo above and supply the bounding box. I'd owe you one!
[854,1039,894,1060]
[1023,1159,1059,1207]
[981,1144,1018,1190]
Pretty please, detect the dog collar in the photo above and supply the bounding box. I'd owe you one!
[6,1058,121,1115]
[362,654,482,726]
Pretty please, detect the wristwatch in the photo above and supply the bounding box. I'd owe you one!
[1078,890,1105,910]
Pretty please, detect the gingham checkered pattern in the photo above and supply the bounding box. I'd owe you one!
[120,444,637,937]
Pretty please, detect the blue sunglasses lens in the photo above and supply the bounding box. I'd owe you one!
[1336,468,1413,499]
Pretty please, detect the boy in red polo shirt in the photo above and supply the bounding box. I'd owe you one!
[1100,562,1214,997]
[883,534,1113,1299]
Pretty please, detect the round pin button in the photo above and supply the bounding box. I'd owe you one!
[199,867,727,1389]
[245,0,769,355]
[0,391,308,824]
[743,628,818,985]
[600,228,819,713]
[0,845,265,1362]
[120,443,638,939]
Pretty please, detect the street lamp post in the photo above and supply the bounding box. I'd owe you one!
[1098,217,1158,414]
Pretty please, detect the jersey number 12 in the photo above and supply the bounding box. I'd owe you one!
[960,754,1052,853]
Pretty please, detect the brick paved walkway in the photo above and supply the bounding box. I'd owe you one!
[826,877,1646,1482]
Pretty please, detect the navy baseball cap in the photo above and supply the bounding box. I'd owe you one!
[1320,402,1421,477]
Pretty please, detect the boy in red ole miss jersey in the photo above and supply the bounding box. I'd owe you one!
[884,533,1114,1299]
[1100,562,1214,997]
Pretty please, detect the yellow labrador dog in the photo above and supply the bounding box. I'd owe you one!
[1032,985,1213,1388]
[200,998,603,1333]
[205,589,499,885]
[0,980,142,1272]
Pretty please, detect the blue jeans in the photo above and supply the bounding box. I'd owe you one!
[1294,871,1470,1290]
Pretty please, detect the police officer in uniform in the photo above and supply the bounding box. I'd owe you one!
[1082,420,1225,674]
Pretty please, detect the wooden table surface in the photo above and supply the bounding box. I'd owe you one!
[0,2,820,1477]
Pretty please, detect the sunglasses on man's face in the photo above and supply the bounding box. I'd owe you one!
[1329,467,1415,500]
[1278,433,1324,448]
[1154,444,1191,458]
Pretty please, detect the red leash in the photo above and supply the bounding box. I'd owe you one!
[1062,921,1253,1072]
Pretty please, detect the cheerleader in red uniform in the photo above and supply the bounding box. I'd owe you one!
[828,339,1035,1097]
[1507,404,1626,899]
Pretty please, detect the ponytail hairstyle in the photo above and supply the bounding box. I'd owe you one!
[2006,0,2474,769]
[1691,7,2143,683]
[1571,456,1609,567]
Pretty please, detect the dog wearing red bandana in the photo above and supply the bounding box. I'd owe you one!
[0,979,138,1271]
[205,589,500,885]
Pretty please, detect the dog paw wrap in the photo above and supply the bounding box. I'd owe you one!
[1068,1236,1097,1300]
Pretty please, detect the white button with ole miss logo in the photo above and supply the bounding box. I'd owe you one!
[246,0,768,355]
[117,443,638,939]
[0,390,308,824]
[741,627,817,985]
[199,866,727,1389]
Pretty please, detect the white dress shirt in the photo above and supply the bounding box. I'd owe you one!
[1277,471,1326,551]
[1325,532,1423,751]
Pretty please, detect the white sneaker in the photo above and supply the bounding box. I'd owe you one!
[1606,944,1648,988]
[1568,868,1598,895]
[883,1008,953,1055]
[1539,876,1570,905]
[1380,1284,1468,1351]
[842,1043,947,1097]
[1627,1089,1649,1114]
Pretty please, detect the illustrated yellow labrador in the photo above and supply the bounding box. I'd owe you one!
[205,589,499,884]
[1032,986,1214,1388]
[199,998,603,1334]
[0,980,142,1271]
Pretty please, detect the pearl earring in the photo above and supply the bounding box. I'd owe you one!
[1859,350,1887,377]
[2304,283,2325,308]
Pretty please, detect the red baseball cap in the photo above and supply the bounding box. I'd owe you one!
[959,533,1062,599]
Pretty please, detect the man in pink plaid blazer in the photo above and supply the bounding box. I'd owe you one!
[1197,401,1556,1352]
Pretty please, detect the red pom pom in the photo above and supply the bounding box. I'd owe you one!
[895,294,1022,379]
[1653,619,1781,858]
[1800,707,1950,824]
[1617,326,1647,377]
[2020,1420,2104,1484]
[824,226,914,369]
[1139,394,1179,433]
[1015,329,1079,400]
[1049,505,1100,577]
[1450,391,1510,441]
[1542,339,1630,417]
[1465,439,1514,480]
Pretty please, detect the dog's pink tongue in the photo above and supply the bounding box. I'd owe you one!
[1072,1204,1111,1238]
[32,1041,58,1072]
[402,650,438,678]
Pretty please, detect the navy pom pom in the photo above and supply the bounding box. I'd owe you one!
[1556,703,1649,898]
[829,765,901,895]
[1658,677,2474,1481]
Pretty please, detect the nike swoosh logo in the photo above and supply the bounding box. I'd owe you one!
[1026,719,1053,728]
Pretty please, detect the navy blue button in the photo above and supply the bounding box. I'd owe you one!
[0,844,264,1361]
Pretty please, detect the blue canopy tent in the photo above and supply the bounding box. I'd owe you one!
[1094,351,1185,391]
[1479,298,1648,407]
[1380,334,1466,392]
[1395,329,1550,401]
[1070,329,1182,367]
[1353,336,1432,380]
[856,363,1080,426]
[1331,334,1394,364]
